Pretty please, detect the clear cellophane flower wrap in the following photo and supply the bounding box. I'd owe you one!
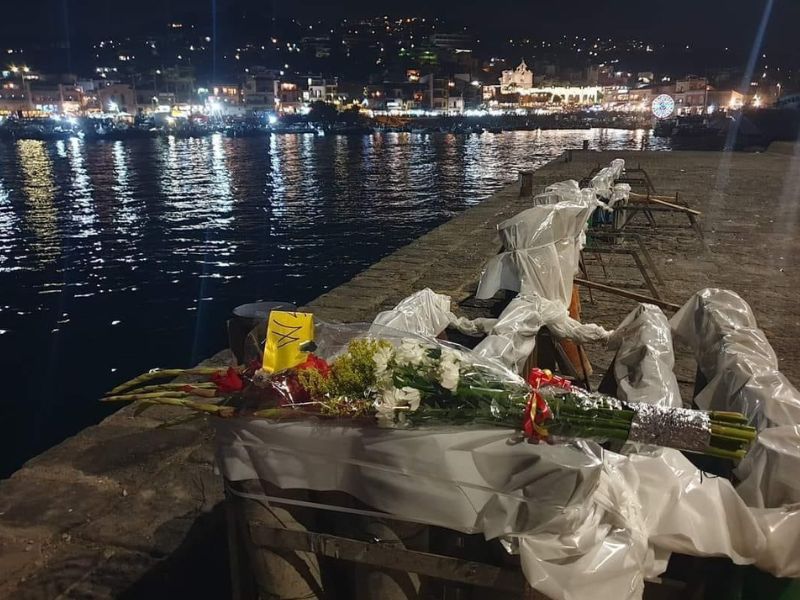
[104,321,755,460]
[103,321,533,432]
[526,369,757,461]
[255,321,534,430]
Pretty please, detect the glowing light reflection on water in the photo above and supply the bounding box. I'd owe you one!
[0,128,670,476]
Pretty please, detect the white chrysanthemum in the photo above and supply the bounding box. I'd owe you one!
[398,386,421,411]
[438,351,461,391]
[372,344,395,380]
[394,340,429,367]
[374,393,398,425]
[374,385,422,425]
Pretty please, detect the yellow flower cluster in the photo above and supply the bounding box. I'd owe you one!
[298,338,393,400]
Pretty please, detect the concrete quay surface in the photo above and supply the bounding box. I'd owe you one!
[1,146,798,598]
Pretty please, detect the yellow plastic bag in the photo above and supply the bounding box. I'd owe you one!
[262,311,315,373]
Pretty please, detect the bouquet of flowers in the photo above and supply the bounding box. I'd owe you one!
[104,335,530,425]
[104,327,756,460]
[524,370,756,460]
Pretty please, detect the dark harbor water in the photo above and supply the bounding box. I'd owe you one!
[0,128,671,476]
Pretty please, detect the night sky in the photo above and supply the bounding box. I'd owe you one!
[0,0,797,55]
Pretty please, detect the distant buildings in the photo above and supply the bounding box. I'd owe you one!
[241,69,280,111]
[706,89,745,113]
[602,77,745,116]
[487,60,601,109]
[0,22,790,122]
[305,76,339,103]
[674,76,709,114]
[500,60,533,94]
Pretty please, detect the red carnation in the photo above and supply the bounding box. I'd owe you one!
[211,367,244,394]
[296,354,331,378]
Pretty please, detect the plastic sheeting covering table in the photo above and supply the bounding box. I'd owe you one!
[511,299,795,598]
[670,288,800,577]
[215,293,800,600]
[589,159,626,200]
[215,421,604,540]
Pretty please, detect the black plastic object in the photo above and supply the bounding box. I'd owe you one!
[227,301,296,364]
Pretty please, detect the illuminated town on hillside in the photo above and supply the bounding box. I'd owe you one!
[0,13,796,138]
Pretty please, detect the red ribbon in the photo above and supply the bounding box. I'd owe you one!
[523,369,571,442]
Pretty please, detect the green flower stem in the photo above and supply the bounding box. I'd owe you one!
[102,391,191,402]
[550,426,631,442]
[134,397,234,417]
[710,423,757,441]
[709,411,751,424]
[250,408,322,420]
[702,446,747,460]
[108,367,226,395]
[121,382,216,394]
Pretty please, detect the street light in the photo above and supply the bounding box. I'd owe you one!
[9,65,30,107]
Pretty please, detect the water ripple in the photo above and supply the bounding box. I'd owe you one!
[0,128,669,476]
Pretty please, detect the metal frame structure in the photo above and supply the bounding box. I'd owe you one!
[583,163,703,238]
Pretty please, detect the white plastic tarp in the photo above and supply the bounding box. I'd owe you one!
[607,304,681,408]
[669,288,800,576]
[214,421,605,539]
[475,195,601,301]
[214,297,800,600]
[589,158,626,200]
[512,302,767,600]
[670,288,800,430]
[518,447,771,600]
[533,181,597,207]
[473,295,609,373]
[610,158,625,179]
[474,191,610,372]
[610,183,631,208]
[371,288,496,338]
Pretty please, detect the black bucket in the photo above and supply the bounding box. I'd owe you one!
[227,301,296,364]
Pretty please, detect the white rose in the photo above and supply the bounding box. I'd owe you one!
[438,352,461,391]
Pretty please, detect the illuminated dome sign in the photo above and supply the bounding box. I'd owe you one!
[652,94,675,119]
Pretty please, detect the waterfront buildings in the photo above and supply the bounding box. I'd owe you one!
[489,60,601,109]
[0,24,788,121]
[500,59,533,94]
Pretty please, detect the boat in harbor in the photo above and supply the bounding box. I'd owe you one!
[653,119,675,137]
[0,117,79,141]
[224,124,271,138]
[167,121,215,138]
[82,122,159,140]
[372,124,410,134]
[327,124,373,135]
[268,123,320,134]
